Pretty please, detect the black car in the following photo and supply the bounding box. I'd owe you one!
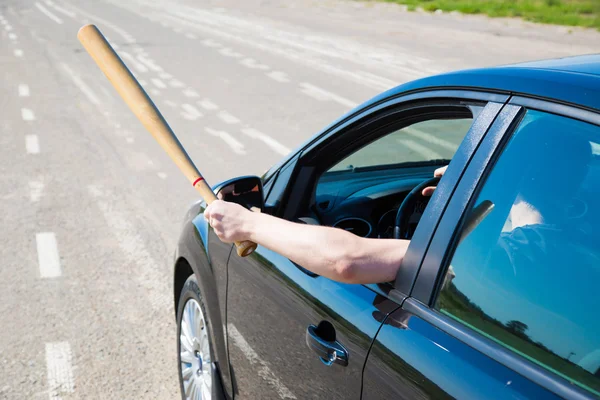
[172,55,600,400]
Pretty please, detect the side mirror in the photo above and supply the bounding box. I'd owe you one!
[215,176,264,212]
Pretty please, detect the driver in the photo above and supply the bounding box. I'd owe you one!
[203,166,447,284]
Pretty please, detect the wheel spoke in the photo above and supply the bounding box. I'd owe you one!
[180,333,194,353]
[180,350,194,364]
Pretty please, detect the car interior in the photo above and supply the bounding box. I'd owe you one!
[293,106,478,242]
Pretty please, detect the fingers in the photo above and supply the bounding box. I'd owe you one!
[422,186,436,197]
[434,165,448,177]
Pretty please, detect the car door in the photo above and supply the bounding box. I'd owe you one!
[363,100,600,399]
[225,91,506,399]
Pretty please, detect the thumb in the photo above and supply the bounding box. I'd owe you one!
[422,186,436,197]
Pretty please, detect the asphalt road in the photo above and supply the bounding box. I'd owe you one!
[0,0,598,398]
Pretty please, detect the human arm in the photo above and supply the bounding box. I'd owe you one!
[204,200,408,284]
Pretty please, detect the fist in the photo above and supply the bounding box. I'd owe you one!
[204,200,251,243]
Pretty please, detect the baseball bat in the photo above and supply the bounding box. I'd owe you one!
[77,24,257,257]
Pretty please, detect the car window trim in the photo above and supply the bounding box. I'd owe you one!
[402,297,595,400]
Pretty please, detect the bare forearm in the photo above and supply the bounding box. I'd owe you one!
[245,212,407,284]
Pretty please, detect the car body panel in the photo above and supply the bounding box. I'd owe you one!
[362,298,563,399]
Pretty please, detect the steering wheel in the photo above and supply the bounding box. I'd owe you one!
[393,177,440,239]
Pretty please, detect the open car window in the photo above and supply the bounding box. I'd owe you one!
[327,118,473,173]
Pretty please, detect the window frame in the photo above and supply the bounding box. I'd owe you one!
[273,89,509,300]
[409,97,600,399]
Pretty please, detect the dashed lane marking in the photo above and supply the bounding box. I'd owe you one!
[267,71,289,83]
[169,79,184,88]
[241,128,290,156]
[26,135,40,154]
[119,51,148,73]
[181,104,203,120]
[299,83,357,109]
[219,47,242,58]
[35,2,63,24]
[228,324,296,399]
[29,180,44,202]
[198,99,218,111]
[151,78,166,89]
[137,55,162,72]
[240,57,269,70]
[61,63,101,105]
[36,232,61,278]
[8,32,16,40]
[185,33,197,39]
[217,111,240,125]
[159,72,172,80]
[21,108,35,121]
[205,127,245,155]
[164,100,177,108]
[14,49,23,57]
[157,172,167,179]
[45,342,74,399]
[19,84,30,97]
[182,88,199,98]
[44,0,76,18]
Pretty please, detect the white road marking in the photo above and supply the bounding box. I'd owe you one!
[138,79,148,86]
[36,232,61,278]
[181,104,203,120]
[8,32,16,40]
[198,99,218,111]
[21,108,35,121]
[45,342,74,399]
[149,88,161,96]
[185,33,197,39]
[26,135,40,154]
[45,0,76,18]
[205,127,245,155]
[157,172,167,179]
[398,138,443,160]
[19,84,30,97]
[299,83,357,109]
[219,47,242,58]
[404,127,458,152]
[267,71,289,83]
[169,79,184,88]
[228,324,296,399]
[239,58,269,70]
[14,49,23,57]
[61,63,101,105]
[160,22,169,28]
[35,2,63,24]
[151,78,166,89]
[217,111,240,124]
[173,27,183,33]
[64,2,136,45]
[5,25,12,31]
[241,128,290,156]
[159,72,172,79]
[164,100,177,108]
[29,180,44,202]
[119,51,148,73]
[201,38,221,48]
[126,137,134,143]
[88,185,170,310]
[182,88,199,98]
[137,55,162,72]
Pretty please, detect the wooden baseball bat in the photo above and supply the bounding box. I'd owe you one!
[77,24,257,257]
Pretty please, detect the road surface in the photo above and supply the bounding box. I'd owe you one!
[0,0,598,398]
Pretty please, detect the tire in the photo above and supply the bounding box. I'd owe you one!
[177,274,217,400]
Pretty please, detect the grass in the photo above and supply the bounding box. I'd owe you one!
[380,0,600,30]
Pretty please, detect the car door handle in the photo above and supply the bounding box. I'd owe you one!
[306,324,349,367]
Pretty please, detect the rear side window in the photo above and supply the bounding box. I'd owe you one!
[435,110,600,396]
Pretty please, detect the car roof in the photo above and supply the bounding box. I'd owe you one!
[372,54,600,112]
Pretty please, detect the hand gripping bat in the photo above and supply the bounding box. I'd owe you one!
[77,24,257,257]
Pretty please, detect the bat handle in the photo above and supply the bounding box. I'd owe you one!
[234,240,258,257]
[195,179,258,257]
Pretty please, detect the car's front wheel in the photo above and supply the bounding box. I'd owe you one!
[177,274,214,400]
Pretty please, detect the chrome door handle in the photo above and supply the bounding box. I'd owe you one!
[306,324,349,367]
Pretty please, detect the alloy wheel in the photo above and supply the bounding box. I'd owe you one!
[180,298,212,400]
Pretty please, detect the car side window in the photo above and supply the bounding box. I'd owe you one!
[435,110,600,396]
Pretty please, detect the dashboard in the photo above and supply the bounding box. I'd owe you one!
[309,168,437,239]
